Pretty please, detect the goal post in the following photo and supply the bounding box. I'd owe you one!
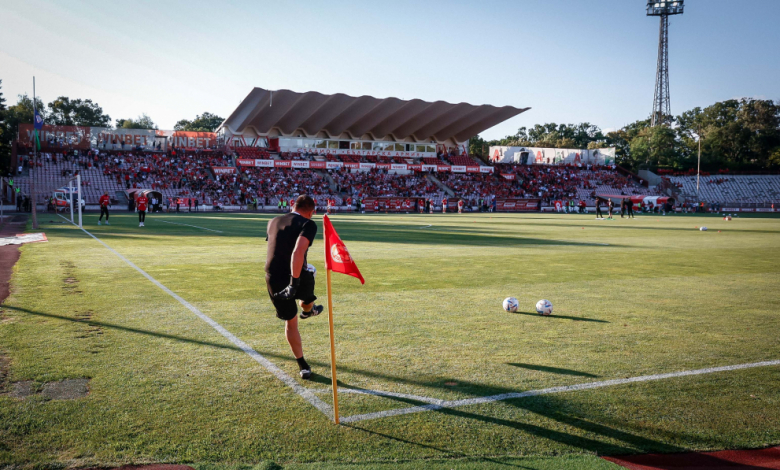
[60,173,82,228]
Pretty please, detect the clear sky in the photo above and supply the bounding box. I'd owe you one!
[1,0,778,140]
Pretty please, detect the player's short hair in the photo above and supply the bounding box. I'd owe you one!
[294,195,316,212]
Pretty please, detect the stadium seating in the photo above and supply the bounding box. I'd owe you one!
[668,175,780,204]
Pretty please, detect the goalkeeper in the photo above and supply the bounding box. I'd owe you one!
[265,195,324,379]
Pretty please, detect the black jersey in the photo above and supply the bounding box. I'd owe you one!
[265,213,317,279]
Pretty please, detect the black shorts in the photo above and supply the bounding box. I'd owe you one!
[265,270,317,321]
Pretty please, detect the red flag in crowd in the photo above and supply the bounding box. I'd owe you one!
[323,215,364,284]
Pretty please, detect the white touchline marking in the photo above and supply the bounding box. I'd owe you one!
[420,225,432,229]
[159,220,223,233]
[56,214,332,418]
[339,359,780,424]
[310,387,444,405]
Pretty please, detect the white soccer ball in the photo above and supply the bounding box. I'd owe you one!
[700,226,708,231]
[503,297,519,313]
[536,299,553,316]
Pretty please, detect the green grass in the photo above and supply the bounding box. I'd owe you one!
[1,211,779,469]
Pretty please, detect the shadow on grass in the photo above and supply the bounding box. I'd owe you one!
[507,363,600,378]
[42,218,623,248]
[4,305,757,464]
[514,311,609,323]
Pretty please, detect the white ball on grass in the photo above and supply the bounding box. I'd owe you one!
[536,299,553,316]
[503,297,519,313]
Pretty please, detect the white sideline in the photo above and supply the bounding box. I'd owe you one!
[159,220,224,233]
[339,359,780,423]
[57,215,332,418]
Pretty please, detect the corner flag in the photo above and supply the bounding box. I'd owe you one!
[322,214,364,424]
[323,215,364,284]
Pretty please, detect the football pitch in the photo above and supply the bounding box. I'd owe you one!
[1,211,779,469]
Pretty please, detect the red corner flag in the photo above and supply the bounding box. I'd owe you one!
[323,215,364,284]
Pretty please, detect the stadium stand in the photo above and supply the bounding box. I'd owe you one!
[668,175,780,205]
[13,147,776,211]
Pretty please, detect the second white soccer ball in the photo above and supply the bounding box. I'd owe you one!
[536,299,553,316]
[503,297,519,313]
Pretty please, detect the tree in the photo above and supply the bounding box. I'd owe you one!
[629,125,679,169]
[174,112,224,132]
[46,96,111,127]
[0,80,9,174]
[115,114,157,130]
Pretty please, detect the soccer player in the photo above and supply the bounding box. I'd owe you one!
[457,198,464,213]
[326,198,333,214]
[595,198,604,219]
[98,192,111,225]
[620,198,627,218]
[373,199,379,213]
[137,193,149,227]
[418,198,425,214]
[265,195,324,380]
[607,199,614,220]
[429,198,434,214]
[442,197,448,213]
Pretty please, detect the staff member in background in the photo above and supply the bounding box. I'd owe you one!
[607,198,614,220]
[265,195,324,380]
[137,193,149,227]
[595,198,604,219]
[98,191,111,225]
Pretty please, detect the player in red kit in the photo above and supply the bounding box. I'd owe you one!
[418,198,425,214]
[136,193,149,227]
[373,199,379,212]
[326,198,333,214]
[98,192,111,225]
[457,198,464,214]
[442,197,448,214]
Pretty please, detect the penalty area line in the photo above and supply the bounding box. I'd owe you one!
[56,214,332,418]
[339,359,780,424]
[159,220,223,233]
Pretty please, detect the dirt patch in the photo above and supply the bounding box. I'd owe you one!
[6,378,90,400]
[0,215,27,304]
[84,466,196,470]
[9,380,35,398]
[0,354,8,392]
[41,378,90,400]
[61,261,82,295]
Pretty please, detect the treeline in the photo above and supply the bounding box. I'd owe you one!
[0,81,224,173]
[471,98,780,172]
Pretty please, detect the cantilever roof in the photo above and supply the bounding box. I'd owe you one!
[219,88,529,144]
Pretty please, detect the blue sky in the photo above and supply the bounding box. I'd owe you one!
[1,0,778,140]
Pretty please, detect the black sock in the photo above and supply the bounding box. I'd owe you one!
[296,357,310,370]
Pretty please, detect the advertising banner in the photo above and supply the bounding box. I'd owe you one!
[451,165,466,173]
[212,167,237,175]
[489,146,616,166]
[500,173,516,180]
[18,124,91,149]
[169,131,217,149]
[326,161,344,169]
[94,128,159,150]
[466,166,480,173]
[496,198,541,212]
[309,161,327,169]
[291,161,310,169]
[480,166,494,174]
[286,147,433,158]
[422,164,437,172]
[274,160,291,168]
[236,158,255,166]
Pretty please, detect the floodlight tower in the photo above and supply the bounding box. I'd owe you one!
[647,0,684,127]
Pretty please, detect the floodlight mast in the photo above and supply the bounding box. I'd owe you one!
[647,1,684,127]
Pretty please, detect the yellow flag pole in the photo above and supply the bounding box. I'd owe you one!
[326,268,340,424]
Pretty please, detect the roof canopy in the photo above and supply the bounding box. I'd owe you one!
[219,88,529,144]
